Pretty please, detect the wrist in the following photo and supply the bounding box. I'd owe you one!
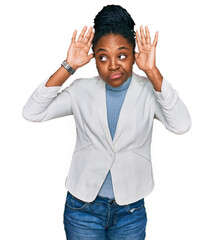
[144,67,163,92]
[144,66,159,75]
[66,59,78,71]
[61,60,76,75]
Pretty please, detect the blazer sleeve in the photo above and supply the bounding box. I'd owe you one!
[22,78,76,122]
[153,78,192,134]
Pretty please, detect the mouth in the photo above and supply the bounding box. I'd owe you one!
[109,73,124,80]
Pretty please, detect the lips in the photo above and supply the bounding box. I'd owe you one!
[109,73,123,79]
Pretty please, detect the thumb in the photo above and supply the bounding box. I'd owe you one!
[88,53,94,61]
[134,52,139,60]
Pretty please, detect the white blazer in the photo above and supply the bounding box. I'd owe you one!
[22,72,191,205]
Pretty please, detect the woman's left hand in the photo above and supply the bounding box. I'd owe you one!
[135,26,158,72]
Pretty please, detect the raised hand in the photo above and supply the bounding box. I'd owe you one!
[66,26,94,70]
[135,26,158,72]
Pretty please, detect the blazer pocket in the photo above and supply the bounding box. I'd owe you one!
[133,150,151,162]
[73,142,93,153]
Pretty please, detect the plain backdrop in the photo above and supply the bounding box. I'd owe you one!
[1,0,213,239]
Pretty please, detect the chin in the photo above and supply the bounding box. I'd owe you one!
[108,81,123,87]
[108,78,127,87]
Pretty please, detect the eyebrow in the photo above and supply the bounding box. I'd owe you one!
[96,46,129,53]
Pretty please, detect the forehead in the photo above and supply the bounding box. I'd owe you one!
[94,34,133,51]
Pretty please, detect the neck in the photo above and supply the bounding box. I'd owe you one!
[106,76,132,92]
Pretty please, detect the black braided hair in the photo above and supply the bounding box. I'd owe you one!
[92,5,136,55]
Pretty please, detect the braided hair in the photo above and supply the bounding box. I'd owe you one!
[92,5,136,55]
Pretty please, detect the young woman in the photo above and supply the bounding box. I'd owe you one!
[22,4,191,240]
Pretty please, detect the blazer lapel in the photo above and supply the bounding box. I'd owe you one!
[93,73,143,151]
[93,77,114,151]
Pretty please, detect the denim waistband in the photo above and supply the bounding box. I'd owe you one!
[92,194,144,207]
[68,191,116,206]
[94,194,116,205]
[68,191,144,207]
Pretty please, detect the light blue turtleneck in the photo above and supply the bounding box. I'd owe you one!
[97,75,132,199]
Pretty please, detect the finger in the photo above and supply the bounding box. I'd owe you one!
[87,30,94,48]
[145,26,151,44]
[152,31,159,47]
[77,26,87,42]
[83,26,92,45]
[135,30,143,52]
[71,30,77,43]
[140,25,146,45]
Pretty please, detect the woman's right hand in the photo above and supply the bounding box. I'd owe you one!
[66,26,94,71]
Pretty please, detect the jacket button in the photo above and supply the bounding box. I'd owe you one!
[109,153,114,158]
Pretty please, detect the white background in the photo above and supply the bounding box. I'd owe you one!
[1,0,213,239]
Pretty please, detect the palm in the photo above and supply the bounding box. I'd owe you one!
[67,41,91,67]
[66,26,94,70]
[135,26,158,72]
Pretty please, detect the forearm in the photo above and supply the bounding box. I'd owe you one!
[144,67,163,92]
[22,77,74,122]
[45,66,72,87]
[153,78,192,134]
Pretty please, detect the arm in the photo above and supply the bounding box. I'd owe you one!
[45,66,71,87]
[45,26,94,87]
[22,26,94,122]
[22,78,75,122]
[153,78,192,134]
[135,26,191,134]
[135,25,163,92]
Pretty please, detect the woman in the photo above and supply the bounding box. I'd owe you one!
[22,4,191,240]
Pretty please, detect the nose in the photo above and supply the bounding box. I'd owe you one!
[108,58,119,71]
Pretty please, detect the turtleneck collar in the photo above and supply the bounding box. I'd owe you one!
[106,75,132,92]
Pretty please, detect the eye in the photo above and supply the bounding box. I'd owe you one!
[99,55,108,62]
[118,54,126,60]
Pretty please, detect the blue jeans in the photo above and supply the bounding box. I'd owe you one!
[63,191,147,239]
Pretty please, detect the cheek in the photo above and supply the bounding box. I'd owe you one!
[125,60,134,71]
[123,55,134,68]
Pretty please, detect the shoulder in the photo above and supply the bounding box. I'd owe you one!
[132,72,154,91]
[132,72,157,102]
[65,75,99,93]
